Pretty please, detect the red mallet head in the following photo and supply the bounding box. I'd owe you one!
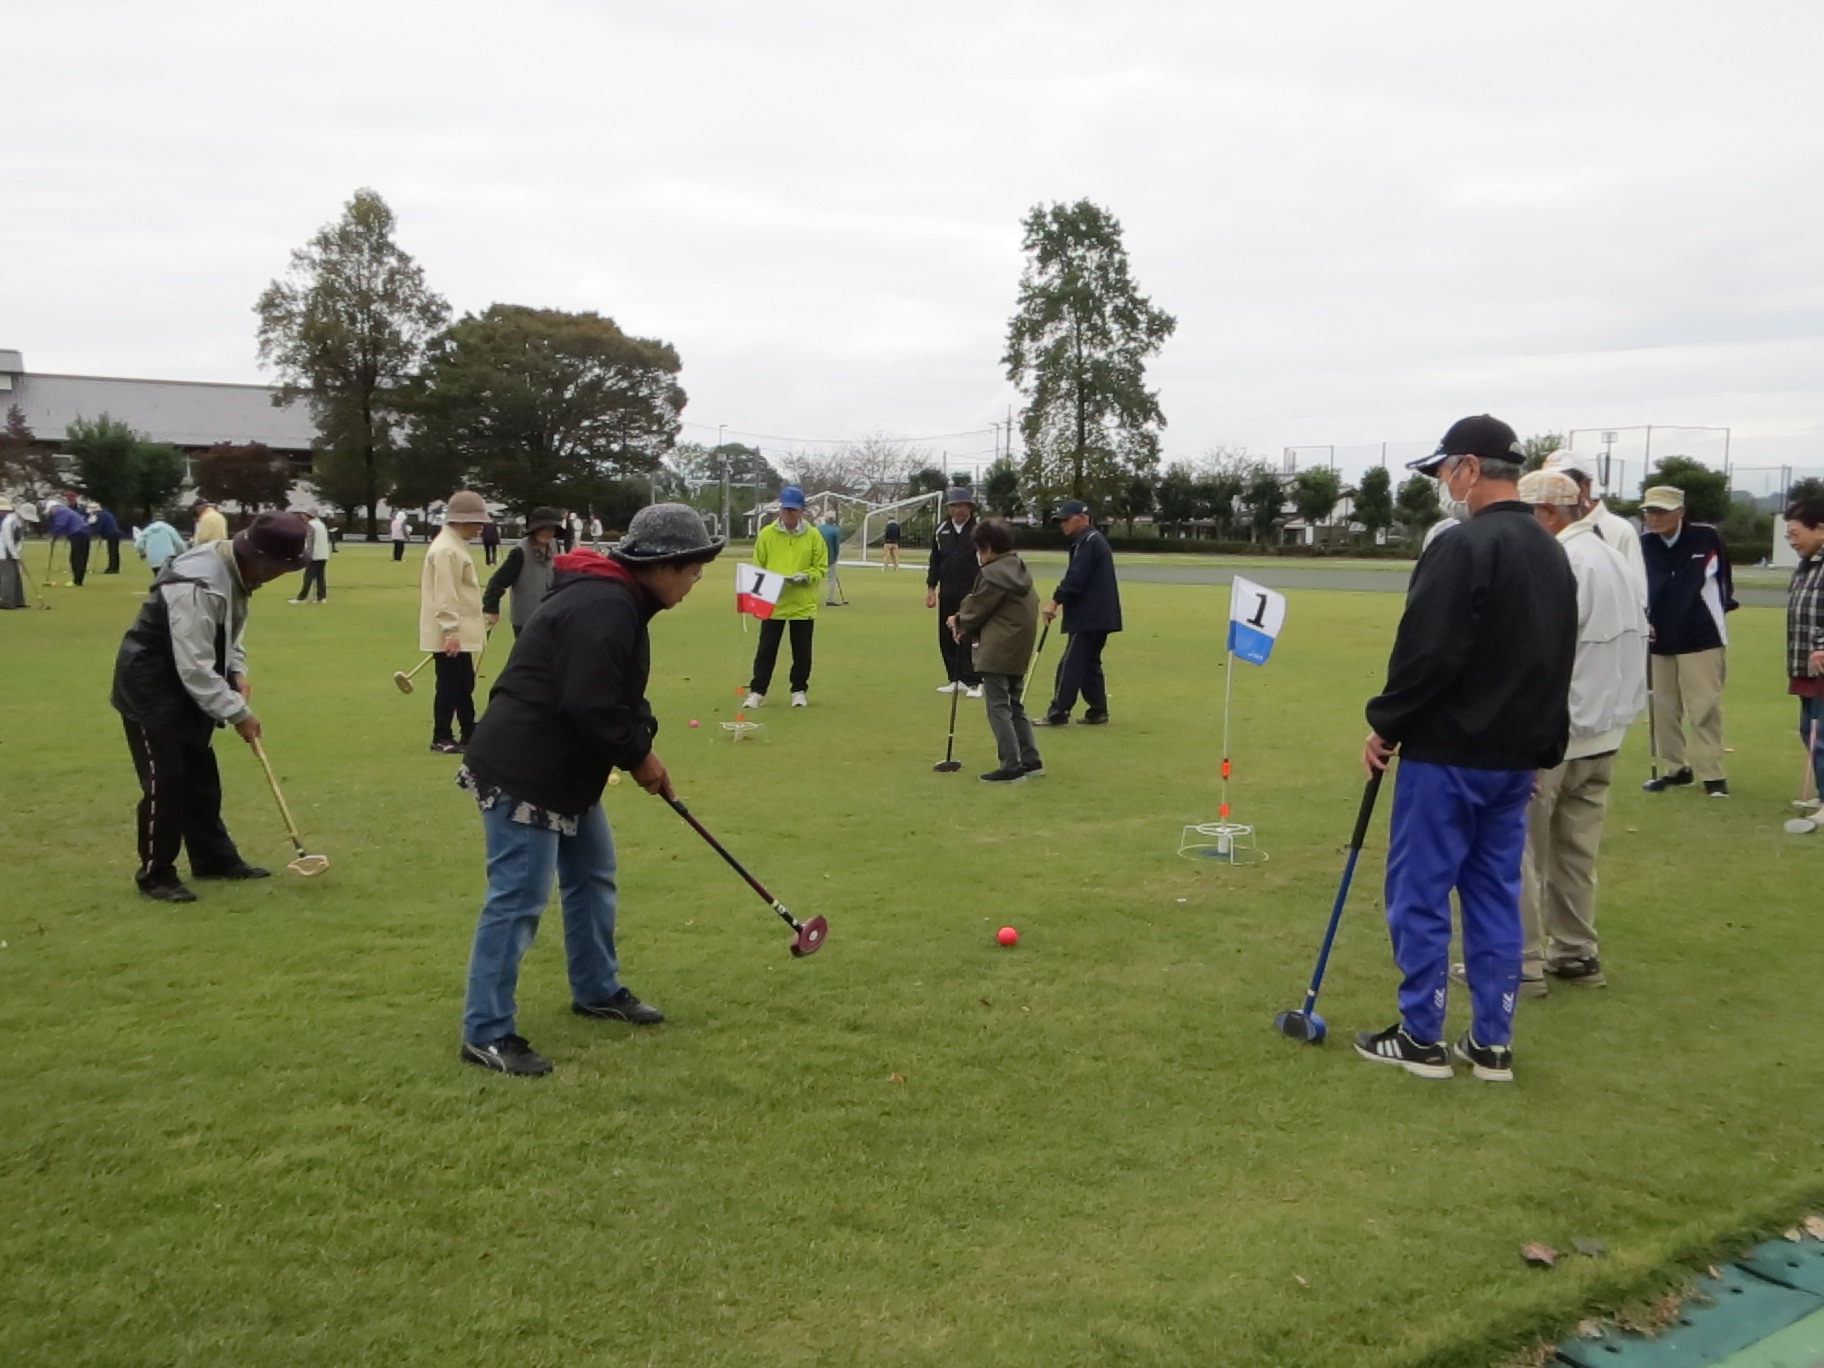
[997,926,1019,947]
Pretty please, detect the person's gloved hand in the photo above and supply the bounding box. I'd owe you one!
[788,573,810,584]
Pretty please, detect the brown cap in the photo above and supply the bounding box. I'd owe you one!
[233,511,310,571]
[1515,470,1581,507]
[445,490,492,524]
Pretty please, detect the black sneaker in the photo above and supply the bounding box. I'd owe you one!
[979,768,1028,783]
[572,987,665,1025]
[1077,711,1110,726]
[193,864,271,881]
[1352,1023,1452,1079]
[1453,1031,1515,1082]
[460,1034,553,1076]
[1030,714,1070,728]
[1021,759,1045,776]
[1641,767,1694,792]
[430,740,465,754]
[1544,956,1607,987]
[137,878,198,904]
[1704,779,1730,798]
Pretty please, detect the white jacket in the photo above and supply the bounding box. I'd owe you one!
[307,516,332,562]
[1581,501,1647,607]
[1560,518,1648,760]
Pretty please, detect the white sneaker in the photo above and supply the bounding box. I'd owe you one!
[744,692,765,709]
[790,691,808,708]
[965,684,984,699]
[936,681,960,693]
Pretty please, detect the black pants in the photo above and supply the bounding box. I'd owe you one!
[392,539,406,562]
[67,534,91,586]
[122,719,244,885]
[297,561,328,600]
[937,594,981,685]
[104,537,121,573]
[1047,630,1111,720]
[750,619,814,695]
[484,543,499,565]
[433,652,476,743]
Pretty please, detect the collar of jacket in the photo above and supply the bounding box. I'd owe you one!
[551,548,661,610]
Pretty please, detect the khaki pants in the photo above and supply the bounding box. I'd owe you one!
[1651,648,1727,782]
[1521,753,1615,977]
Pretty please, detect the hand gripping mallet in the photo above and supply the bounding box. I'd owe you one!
[393,653,434,694]
[1275,767,1384,1043]
[666,797,827,956]
[933,675,964,773]
[250,739,330,876]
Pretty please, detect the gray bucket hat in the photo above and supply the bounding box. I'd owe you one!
[611,503,727,565]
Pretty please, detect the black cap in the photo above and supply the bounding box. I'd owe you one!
[526,506,564,533]
[233,511,310,571]
[1053,499,1090,520]
[1408,414,1522,475]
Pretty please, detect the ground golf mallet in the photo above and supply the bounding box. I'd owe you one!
[933,676,964,773]
[1786,719,1820,835]
[16,558,51,610]
[1275,767,1384,1044]
[393,653,434,694]
[473,629,492,681]
[665,796,826,956]
[1020,621,1051,701]
[249,739,330,876]
[1644,650,1660,784]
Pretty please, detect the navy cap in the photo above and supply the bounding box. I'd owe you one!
[1407,414,1523,475]
[1052,499,1090,520]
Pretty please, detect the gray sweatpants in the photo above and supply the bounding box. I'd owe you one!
[981,672,1041,772]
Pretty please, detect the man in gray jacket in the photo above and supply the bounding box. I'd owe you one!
[111,513,309,902]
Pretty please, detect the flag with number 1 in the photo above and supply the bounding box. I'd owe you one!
[1227,576,1287,665]
[736,562,786,619]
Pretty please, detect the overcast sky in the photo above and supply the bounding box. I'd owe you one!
[10,0,1822,492]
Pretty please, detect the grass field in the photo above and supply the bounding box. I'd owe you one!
[3,543,1821,1368]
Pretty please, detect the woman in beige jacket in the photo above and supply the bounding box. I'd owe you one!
[421,491,491,753]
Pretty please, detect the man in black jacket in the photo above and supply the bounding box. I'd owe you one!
[1355,416,1577,1083]
[1638,484,1736,796]
[456,503,725,1077]
[1034,499,1122,726]
[926,488,983,696]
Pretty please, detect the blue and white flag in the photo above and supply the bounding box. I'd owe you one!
[1227,576,1287,665]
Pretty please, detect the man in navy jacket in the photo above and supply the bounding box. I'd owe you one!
[1034,499,1123,726]
[1638,485,1736,797]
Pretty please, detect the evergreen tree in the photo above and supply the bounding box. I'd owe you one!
[1351,466,1394,543]
[1003,199,1176,505]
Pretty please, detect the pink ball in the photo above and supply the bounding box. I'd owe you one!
[997,926,1019,947]
[689,719,700,728]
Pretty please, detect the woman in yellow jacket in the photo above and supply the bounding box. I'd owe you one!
[744,487,827,709]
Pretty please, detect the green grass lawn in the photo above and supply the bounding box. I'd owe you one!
[3,545,1820,1368]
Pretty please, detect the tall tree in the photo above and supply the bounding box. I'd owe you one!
[1520,432,1564,472]
[981,457,1022,517]
[1242,469,1284,544]
[906,466,948,496]
[0,405,60,497]
[410,304,685,515]
[194,443,294,512]
[1003,199,1176,505]
[129,445,187,523]
[255,188,450,537]
[1352,466,1394,543]
[63,414,185,522]
[1644,455,1729,522]
[1155,462,1198,534]
[1111,473,1155,534]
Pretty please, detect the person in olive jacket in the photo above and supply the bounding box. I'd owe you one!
[455,503,725,1078]
[949,519,1043,782]
[1035,499,1122,726]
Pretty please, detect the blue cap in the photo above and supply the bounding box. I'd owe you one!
[1052,499,1090,520]
[778,486,806,511]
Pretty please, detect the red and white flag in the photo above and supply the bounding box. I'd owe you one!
[735,562,785,619]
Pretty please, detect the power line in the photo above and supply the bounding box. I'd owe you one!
[678,420,998,447]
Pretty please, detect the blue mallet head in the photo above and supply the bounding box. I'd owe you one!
[1275,1009,1326,1044]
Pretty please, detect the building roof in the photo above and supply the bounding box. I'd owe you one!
[3,366,317,453]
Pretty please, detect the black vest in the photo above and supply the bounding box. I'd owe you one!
[109,566,228,742]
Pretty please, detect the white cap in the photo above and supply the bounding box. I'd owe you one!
[1542,449,1601,489]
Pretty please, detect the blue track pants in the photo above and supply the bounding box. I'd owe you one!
[1384,760,1533,1047]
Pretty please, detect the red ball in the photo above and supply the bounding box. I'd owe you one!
[689,719,701,728]
[996,926,1019,947]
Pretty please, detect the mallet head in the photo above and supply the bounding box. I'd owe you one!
[1275,1009,1327,1044]
[1784,817,1817,836]
[393,672,415,694]
[932,760,962,773]
[790,915,829,957]
[287,853,331,877]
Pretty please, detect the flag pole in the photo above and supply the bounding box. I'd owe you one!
[1220,645,1236,821]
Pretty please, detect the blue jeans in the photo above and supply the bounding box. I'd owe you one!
[1800,697,1824,799]
[462,799,622,1045]
[1384,760,1534,1047]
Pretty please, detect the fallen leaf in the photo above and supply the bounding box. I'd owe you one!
[1806,1215,1824,1240]
[1293,1274,1309,1288]
[979,998,992,1007]
[1522,1243,1558,1268]
[1784,1227,1804,1242]
[887,1072,906,1084]
[1575,1320,1603,1339]
[1574,1238,1608,1259]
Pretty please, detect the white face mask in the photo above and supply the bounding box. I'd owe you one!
[1437,460,1474,522]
